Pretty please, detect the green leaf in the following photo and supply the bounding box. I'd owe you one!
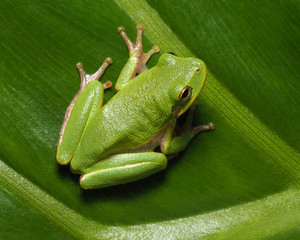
[0,0,299,239]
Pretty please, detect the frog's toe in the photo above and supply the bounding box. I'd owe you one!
[102,80,112,89]
[87,57,113,83]
[192,122,215,135]
[137,24,145,31]
[207,122,215,130]
[118,26,135,51]
[118,26,125,33]
[140,45,160,67]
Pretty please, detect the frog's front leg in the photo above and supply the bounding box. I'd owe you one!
[115,24,160,90]
[79,152,167,189]
[57,58,112,165]
[162,103,214,155]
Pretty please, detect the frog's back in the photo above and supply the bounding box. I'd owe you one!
[76,69,174,163]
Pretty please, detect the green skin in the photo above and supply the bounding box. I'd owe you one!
[56,24,214,189]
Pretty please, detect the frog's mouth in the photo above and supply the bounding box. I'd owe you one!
[173,107,194,137]
[176,108,191,127]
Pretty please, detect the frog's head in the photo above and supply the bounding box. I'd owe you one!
[157,53,207,117]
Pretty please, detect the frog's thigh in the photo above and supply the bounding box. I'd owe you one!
[80,152,167,189]
[57,81,104,165]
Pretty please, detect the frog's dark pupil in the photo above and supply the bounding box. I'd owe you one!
[182,88,189,99]
[167,52,177,56]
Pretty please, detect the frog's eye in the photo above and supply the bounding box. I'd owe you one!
[167,52,177,56]
[179,86,193,102]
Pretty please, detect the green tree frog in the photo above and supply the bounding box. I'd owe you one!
[56,24,214,189]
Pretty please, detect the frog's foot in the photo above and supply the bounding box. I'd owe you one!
[57,58,112,148]
[118,24,159,74]
[177,103,214,136]
[77,57,113,91]
[164,103,214,155]
[192,122,215,135]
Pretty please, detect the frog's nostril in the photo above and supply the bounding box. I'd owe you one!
[196,68,200,72]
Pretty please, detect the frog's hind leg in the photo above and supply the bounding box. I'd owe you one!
[79,152,167,189]
[115,24,160,90]
[57,58,112,165]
